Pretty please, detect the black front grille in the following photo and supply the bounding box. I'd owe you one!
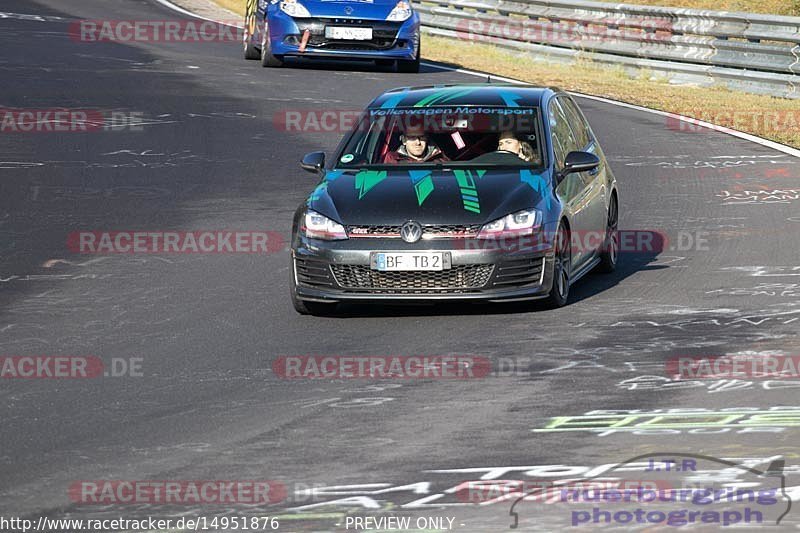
[426,224,482,237]
[347,225,401,237]
[347,224,482,238]
[295,257,335,288]
[492,257,546,287]
[331,264,494,293]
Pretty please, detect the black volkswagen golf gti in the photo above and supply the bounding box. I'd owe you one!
[290,84,619,314]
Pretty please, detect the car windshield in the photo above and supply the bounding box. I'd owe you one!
[336,107,544,168]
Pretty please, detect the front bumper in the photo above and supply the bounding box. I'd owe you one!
[292,237,556,303]
[267,11,420,60]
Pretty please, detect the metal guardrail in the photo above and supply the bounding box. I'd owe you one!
[418,0,800,98]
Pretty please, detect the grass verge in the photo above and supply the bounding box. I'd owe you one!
[215,0,244,16]
[618,0,798,16]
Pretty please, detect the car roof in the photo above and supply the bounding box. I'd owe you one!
[367,84,559,109]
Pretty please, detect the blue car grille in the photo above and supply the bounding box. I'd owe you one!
[290,19,402,50]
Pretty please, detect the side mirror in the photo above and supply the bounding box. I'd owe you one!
[563,151,600,175]
[301,151,325,174]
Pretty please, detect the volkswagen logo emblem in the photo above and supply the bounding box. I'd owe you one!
[400,221,423,243]
[344,5,353,14]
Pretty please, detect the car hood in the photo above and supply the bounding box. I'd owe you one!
[306,167,553,226]
[300,0,400,19]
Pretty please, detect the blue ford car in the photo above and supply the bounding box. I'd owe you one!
[243,0,421,71]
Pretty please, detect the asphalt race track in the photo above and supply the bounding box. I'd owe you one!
[2,0,800,531]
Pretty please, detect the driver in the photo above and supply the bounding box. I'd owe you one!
[384,127,448,164]
[468,131,539,165]
[498,131,536,162]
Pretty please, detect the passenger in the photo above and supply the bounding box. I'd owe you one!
[384,129,448,164]
[498,131,536,162]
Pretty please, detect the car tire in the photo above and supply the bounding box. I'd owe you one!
[244,40,260,60]
[261,22,284,67]
[243,0,260,59]
[290,267,337,316]
[243,28,260,60]
[544,221,571,308]
[595,195,618,274]
[397,45,420,73]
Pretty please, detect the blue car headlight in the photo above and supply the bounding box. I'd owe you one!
[386,1,413,21]
[280,0,311,18]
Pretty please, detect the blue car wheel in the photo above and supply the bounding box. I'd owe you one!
[261,19,284,67]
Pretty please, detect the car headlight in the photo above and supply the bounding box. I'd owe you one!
[477,209,541,239]
[280,0,311,18]
[386,1,413,21]
[301,210,348,240]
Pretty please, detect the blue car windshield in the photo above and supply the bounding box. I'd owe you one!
[336,107,544,168]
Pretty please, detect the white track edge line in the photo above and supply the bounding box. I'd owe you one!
[152,0,800,159]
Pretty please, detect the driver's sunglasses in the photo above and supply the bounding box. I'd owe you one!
[405,135,427,142]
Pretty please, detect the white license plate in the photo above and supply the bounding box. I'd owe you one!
[371,252,451,271]
[325,26,373,40]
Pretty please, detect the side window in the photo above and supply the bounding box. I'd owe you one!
[549,99,585,201]
[548,99,578,171]
[558,96,592,151]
